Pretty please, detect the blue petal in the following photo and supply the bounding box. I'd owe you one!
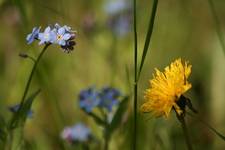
[26,34,32,44]
[59,40,66,46]
[63,33,71,40]
[58,27,65,35]
[55,23,61,29]
[39,40,45,45]
[44,26,51,33]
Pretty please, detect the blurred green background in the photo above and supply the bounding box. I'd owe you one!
[0,0,225,149]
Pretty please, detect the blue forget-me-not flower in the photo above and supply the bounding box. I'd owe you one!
[105,0,132,37]
[26,27,40,44]
[99,87,121,112]
[38,26,56,45]
[61,123,91,143]
[78,86,122,113]
[79,88,100,113]
[26,23,76,53]
[55,27,72,46]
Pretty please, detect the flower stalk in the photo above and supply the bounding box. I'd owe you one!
[175,109,193,150]
[20,43,50,107]
[104,133,110,150]
[133,0,138,148]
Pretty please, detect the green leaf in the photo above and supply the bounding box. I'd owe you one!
[0,115,6,128]
[108,96,129,134]
[125,65,132,95]
[187,112,225,141]
[137,0,158,80]
[9,89,41,129]
[83,110,106,127]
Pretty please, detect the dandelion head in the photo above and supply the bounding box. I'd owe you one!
[140,58,192,118]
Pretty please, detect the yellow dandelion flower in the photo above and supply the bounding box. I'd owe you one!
[140,58,192,118]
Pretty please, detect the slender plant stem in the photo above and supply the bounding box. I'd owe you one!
[187,112,225,141]
[20,44,50,106]
[6,44,50,150]
[104,135,109,150]
[176,112,193,150]
[180,117,193,150]
[208,0,225,56]
[133,0,138,149]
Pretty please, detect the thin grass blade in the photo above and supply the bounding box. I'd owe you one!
[137,0,158,80]
[108,96,129,134]
[187,112,225,141]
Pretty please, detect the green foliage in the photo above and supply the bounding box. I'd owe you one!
[138,0,158,80]
[85,111,107,127]
[108,96,129,134]
[0,115,6,148]
[9,89,41,130]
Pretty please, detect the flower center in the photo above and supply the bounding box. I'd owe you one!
[57,34,63,40]
[44,33,49,40]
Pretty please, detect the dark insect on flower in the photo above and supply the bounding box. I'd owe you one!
[61,40,76,53]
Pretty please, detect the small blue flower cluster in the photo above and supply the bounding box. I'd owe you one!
[26,23,76,53]
[61,123,91,143]
[105,0,132,37]
[78,87,121,113]
[8,104,33,118]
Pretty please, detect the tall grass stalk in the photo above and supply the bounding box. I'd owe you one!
[133,0,158,149]
[137,0,158,80]
[133,0,138,149]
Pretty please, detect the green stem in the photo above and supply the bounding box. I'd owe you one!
[20,44,50,106]
[9,44,49,127]
[103,109,109,150]
[81,143,89,150]
[176,113,193,150]
[104,135,109,150]
[6,44,50,149]
[133,0,138,149]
